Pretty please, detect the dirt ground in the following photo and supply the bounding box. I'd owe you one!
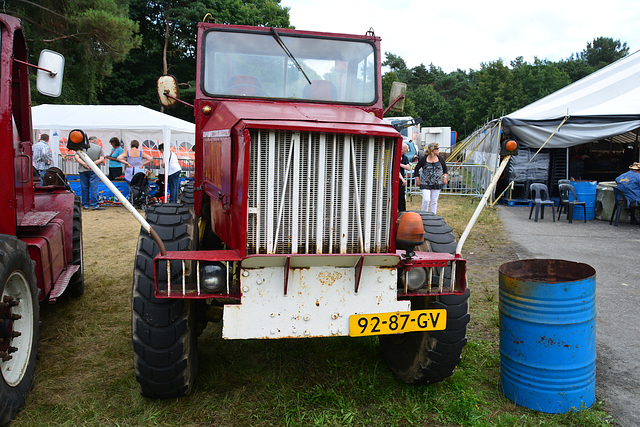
[81,205,142,279]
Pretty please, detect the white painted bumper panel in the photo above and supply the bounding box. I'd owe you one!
[222,255,407,339]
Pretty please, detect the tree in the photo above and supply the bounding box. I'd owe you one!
[559,37,629,82]
[412,84,452,127]
[464,60,514,127]
[99,0,291,120]
[383,52,407,72]
[6,0,140,104]
[510,57,570,108]
[580,37,628,68]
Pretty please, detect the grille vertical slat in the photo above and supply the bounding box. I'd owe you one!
[364,136,375,252]
[248,130,395,255]
[315,134,326,254]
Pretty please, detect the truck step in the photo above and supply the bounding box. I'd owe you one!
[19,210,59,227]
[48,265,80,303]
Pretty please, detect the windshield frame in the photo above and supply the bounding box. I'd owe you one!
[200,27,379,106]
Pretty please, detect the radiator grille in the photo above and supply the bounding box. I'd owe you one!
[247,130,395,255]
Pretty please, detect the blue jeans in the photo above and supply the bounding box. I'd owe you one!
[79,171,100,208]
[37,169,47,186]
[168,171,181,203]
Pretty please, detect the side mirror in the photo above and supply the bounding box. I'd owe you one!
[158,75,179,108]
[36,50,64,97]
[388,81,406,112]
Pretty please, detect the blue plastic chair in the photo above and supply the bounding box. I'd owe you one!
[529,183,555,222]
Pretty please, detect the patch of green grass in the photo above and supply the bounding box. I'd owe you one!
[13,201,614,426]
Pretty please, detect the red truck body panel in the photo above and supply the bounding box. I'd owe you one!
[0,14,76,302]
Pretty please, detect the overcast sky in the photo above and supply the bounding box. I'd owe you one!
[280,0,640,72]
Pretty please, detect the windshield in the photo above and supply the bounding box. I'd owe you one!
[202,29,377,104]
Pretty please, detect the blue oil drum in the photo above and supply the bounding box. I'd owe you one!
[571,181,597,220]
[499,259,596,413]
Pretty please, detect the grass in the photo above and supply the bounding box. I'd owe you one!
[13,196,614,426]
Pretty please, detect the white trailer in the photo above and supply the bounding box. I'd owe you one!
[421,127,452,153]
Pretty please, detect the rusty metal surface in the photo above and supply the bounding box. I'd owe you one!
[499,259,596,283]
[223,261,408,339]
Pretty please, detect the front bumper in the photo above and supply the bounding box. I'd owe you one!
[153,251,466,339]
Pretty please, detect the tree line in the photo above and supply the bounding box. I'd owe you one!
[5,1,630,135]
[383,37,629,139]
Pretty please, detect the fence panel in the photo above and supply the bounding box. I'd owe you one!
[407,163,491,198]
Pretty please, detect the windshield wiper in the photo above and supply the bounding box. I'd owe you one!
[270,27,312,85]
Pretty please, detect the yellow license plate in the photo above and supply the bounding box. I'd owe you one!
[349,309,447,337]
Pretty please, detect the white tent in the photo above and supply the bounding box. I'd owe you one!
[464,50,640,179]
[32,104,195,168]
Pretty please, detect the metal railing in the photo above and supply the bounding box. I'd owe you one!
[406,163,491,198]
[58,155,194,178]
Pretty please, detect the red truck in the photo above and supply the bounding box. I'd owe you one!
[133,23,469,397]
[0,13,83,424]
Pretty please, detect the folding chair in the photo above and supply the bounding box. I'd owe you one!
[557,183,586,223]
[529,183,555,222]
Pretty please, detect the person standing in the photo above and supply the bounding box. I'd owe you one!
[398,142,410,212]
[105,137,125,180]
[159,143,182,203]
[33,133,53,185]
[117,139,153,184]
[414,142,448,214]
[75,136,105,210]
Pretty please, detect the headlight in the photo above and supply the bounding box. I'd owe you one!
[405,267,427,291]
[200,262,226,293]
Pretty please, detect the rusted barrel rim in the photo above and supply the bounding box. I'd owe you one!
[499,259,595,283]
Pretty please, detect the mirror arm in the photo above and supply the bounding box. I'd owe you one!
[163,90,194,109]
[13,58,57,76]
[383,93,405,117]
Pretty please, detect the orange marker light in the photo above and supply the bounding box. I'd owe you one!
[397,212,424,247]
[67,129,89,151]
[505,140,517,152]
[69,130,84,144]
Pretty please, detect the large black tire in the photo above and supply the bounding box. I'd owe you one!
[131,204,198,398]
[179,180,194,206]
[0,236,39,425]
[379,212,470,384]
[66,196,85,297]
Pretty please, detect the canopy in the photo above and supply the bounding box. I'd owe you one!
[463,50,640,180]
[32,104,195,167]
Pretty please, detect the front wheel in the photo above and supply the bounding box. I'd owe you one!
[379,212,470,384]
[0,236,39,424]
[131,204,198,398]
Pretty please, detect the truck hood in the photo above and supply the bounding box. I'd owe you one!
[203,101,399,137]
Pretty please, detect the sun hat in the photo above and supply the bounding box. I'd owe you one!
[629,162,640,171]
